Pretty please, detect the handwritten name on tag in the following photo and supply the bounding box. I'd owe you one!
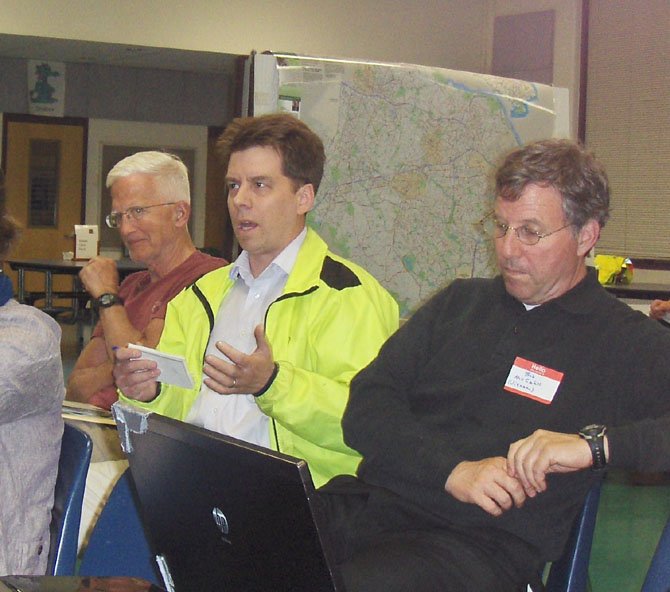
[504,356,564,404]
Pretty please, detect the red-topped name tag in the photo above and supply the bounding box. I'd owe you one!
[504,356,564,405]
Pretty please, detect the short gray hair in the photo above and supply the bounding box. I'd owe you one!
[106,151,190,203]
[495,139,610,230]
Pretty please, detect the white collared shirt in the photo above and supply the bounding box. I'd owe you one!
[185,228,307,446]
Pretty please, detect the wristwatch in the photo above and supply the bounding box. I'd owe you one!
[92,292,124,312]
[579,424,608,471]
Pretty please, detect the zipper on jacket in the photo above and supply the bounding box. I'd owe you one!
[191,282,215,365]
[263,285,319,453]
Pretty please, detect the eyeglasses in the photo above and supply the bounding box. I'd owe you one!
[478,214,573,246]
[105,202,176,229]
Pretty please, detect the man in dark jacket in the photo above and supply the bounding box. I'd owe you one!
[321,139,670,592]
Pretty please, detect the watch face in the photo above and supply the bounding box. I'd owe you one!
[581,424,606,438]
[97,293,121,308]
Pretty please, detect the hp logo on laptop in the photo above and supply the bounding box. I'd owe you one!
[212,507,232,545]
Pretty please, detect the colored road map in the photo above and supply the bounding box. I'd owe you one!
[258,55,565,315]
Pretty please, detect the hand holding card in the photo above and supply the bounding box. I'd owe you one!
[129,344,194,389]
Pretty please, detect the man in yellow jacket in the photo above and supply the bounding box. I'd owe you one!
[114,113,398,487]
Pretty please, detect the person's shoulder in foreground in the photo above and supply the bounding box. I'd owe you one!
[319,138,670,592]
[0,298,64,403]
[0,198,64,576]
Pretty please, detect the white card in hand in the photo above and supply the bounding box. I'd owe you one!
[129,344,194,389]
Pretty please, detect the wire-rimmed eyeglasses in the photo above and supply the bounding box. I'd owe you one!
[105,202,177,229]
[478,213,573,246]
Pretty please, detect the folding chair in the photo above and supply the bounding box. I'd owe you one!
[544,480,603,592]
[641,514,670,592]
[47,422,93,575]
[78,468,161,586]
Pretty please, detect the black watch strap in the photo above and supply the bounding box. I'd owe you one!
[93,292,124,312]
[579,424,607,471]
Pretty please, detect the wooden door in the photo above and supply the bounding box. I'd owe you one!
[2,115,87,296]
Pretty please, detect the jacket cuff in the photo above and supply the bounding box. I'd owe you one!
[253,362,279,397]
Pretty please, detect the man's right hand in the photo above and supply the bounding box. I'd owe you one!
[445,457,527,516]
[112,346,161,402]
[79,256,120,298]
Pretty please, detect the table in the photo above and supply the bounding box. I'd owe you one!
[0,576,164,591]
[7,258,144,317]
[604,282,670,300]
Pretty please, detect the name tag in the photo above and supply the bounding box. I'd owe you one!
[504,357,564,404]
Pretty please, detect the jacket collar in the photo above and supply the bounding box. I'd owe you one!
[282,227,329,294]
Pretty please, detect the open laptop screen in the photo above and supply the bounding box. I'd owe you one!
[113,403,344,592]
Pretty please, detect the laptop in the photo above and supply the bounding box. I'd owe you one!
[112,403,345,592]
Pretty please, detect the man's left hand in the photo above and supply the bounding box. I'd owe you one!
[202,324,276,395]
[506,429,594,497]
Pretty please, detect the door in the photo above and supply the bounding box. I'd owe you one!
[2,114,87,297]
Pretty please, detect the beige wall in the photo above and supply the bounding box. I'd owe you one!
[0,1,489,71]
[1,0,582,132]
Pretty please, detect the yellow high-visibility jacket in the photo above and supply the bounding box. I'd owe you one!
[120,228,399,487]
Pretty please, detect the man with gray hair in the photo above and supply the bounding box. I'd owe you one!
[66,151,225,409]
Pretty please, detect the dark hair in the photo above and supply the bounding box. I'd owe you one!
[216,113,326,194]
[0,170,21,260]
[495,139,610,229]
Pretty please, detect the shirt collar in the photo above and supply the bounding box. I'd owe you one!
[504,267,603,316]
[549,267,603,315]
[230,226,308,282]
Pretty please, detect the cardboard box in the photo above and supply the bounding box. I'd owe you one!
[75,225,99,260]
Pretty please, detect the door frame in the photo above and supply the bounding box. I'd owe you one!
[86,119,208,253]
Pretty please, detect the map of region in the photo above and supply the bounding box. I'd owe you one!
[271,56,563,316]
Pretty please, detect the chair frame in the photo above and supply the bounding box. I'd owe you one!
[544,480,603,592]
[47,422,93,575]
[641,514,670,592]
[78,467,161,586]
